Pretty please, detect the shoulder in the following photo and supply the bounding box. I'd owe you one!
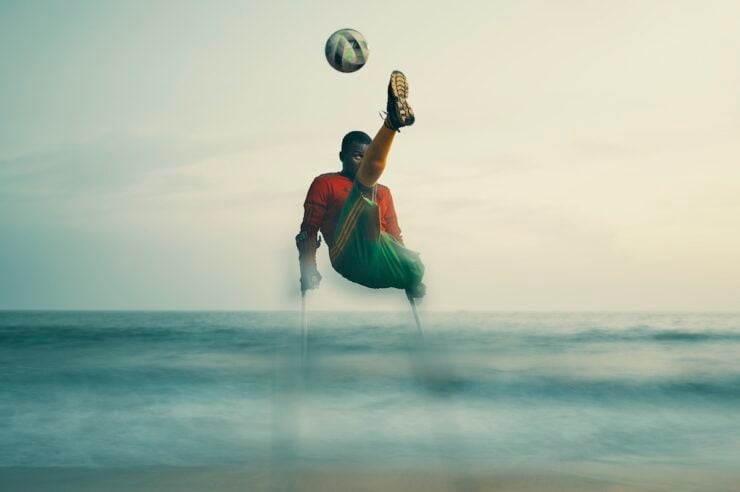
[315,171,340,180]
[376,183,393,197]
[309,172,337,188]
[311,172,349,187]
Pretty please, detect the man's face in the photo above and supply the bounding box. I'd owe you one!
[340,141,368,180]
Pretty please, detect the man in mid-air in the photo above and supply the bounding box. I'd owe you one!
[296,70,425,299]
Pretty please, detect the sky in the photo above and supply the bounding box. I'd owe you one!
[1,0,739,311]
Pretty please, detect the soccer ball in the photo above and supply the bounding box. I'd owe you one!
[325,28,369,73]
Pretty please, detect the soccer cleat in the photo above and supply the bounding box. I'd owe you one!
[384,70,415,132]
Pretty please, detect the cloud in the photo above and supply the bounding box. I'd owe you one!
[0,133,296,227]
[574,141,639,159]
[0,135,219,197]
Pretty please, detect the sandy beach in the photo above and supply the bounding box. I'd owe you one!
[3,465,739,492]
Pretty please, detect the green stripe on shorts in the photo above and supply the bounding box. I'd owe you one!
[330,182,424,290]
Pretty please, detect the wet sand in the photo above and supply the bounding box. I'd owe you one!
[3,465,737,492]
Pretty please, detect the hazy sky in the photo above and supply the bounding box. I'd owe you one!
[1,0,739,310]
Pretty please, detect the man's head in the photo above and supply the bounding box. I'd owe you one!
[339,131,371,180]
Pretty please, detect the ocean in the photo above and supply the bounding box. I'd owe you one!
[1,311,739,489]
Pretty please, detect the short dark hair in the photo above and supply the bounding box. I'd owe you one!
[341,131,372,152]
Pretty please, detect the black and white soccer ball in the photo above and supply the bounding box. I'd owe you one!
[325,28,369,73]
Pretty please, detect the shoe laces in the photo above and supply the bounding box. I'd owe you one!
[379,111,401,133]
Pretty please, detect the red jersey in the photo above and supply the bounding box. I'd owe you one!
[299,172,403,249]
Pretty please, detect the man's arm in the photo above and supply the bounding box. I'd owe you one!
[296,177,329,290]
[383,189,404,245]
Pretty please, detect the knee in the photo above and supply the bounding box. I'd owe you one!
[361,159,385,175]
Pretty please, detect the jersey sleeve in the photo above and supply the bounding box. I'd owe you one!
[383,188,404,245]
[296,177,330,267]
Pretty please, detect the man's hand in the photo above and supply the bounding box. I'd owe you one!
[300,265,322,292]
[296,229,322,292]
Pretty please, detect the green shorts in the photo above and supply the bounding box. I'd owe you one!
[329,182,424,289]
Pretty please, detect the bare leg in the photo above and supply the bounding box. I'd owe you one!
[356,119,396,188]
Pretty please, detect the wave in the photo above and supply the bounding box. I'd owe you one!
[452,374,740,402]
[4,358,740,405]
[2,323,740,349]
[519,327,740,345]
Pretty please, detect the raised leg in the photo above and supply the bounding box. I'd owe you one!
[356,120,396,188]
[356,70,414,188]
